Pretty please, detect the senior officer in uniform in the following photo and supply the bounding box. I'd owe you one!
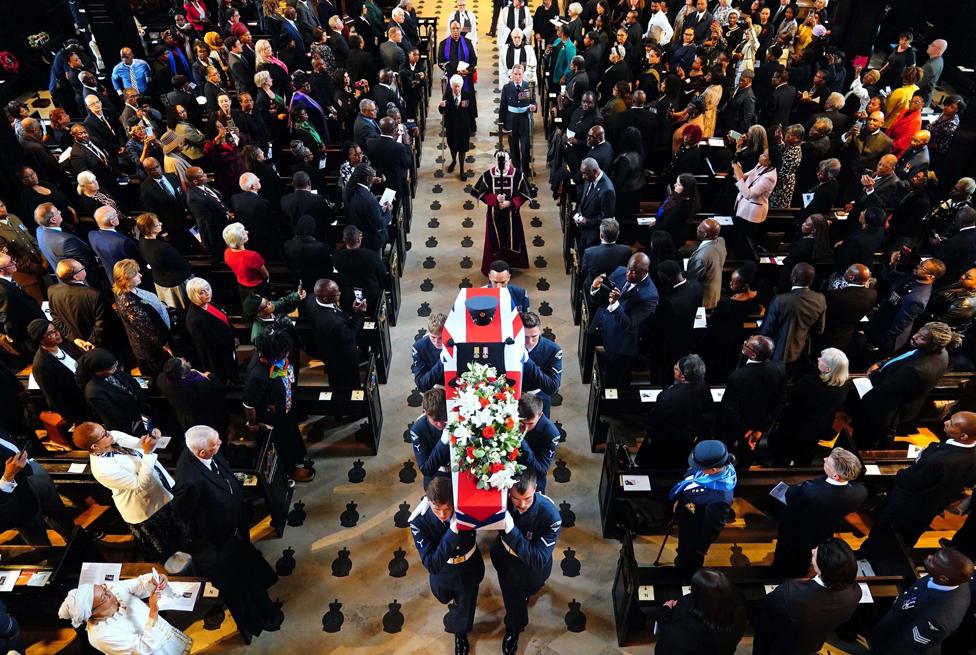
[491,468,561,655]
[499,65,537,174]
[669,440,737,574]
[410,476,484,655]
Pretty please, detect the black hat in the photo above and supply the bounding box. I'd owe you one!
[465,296,498,326]
[688,440,731,470]
[292,70,309,87]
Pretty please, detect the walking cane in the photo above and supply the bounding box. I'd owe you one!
[652,513,678,566]
[438,67,449,174]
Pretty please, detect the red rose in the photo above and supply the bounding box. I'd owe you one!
[479,397,490,408]
[490,462,505,474]
[494,392,507,401]
[508,448,519,461]
[482,426,495,438]
[450,435,457,445]
[466,446,476,460]
[488,376,497,382]
[504,417,515,430]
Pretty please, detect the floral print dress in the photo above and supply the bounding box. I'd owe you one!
[770,143,801,209]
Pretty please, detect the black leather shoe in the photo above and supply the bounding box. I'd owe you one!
[503,629,520,655]
[455,633,470,655]
[448,160,457,173]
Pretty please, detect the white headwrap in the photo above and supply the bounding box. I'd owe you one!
[58,584,95,628]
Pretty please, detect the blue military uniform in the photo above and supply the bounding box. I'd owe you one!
[871,575,972,654]
[499,80,536,173]
[410,414,450,489]
[482,284,530,312]
[410,498,485,634]
[523,337,563,417]
[489,492,561,631]
[411,334,444,391]
[519,415,560,494]
[669,468,736,574]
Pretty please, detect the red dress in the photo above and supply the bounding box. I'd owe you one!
[887,108,922,158]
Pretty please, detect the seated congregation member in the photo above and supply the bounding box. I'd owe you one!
[284,215,333,294]
[648,568,747,655]
[0,428,73,545]
[870,548,974,654]
[817,264,877,355]
[933,207,976,287]
[636,354,714,469]
[862,411,976,557]
[759,262,826,365]
[687,218,727,310]
[243,330,312,482]
[332,226,386,314]
[856,323,957,449]
[344,163,393,252]
[771,448,867,577]
[185,278,237,384]
[29,319,89,427]
[113,259,172,380]
[412,313,446,392]
[924,267,976,334]
[490,468,561,655]
[135,213,193,311]
[670,439,737,575]
[486,260,531,312]
[58,573,193,655]
[305,279,365,388]
[156,357,228,435]
[223,222,270,302]
[75,348,152,435]
[73,422,185,562]
[410,476,484,655]
[588,253,659,387]
[410,388,450,489]
[719,335,786,463]
[754,538,862,655]
[520,312,562,417]
[173,425,284,636]
[516,395,560,494]
[770,348,852,467]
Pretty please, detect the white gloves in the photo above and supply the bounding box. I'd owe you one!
[449,516,459,533]
[440,429,451,445]
[503,511,515,534]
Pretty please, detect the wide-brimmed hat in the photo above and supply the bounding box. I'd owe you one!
[159,129,183,154]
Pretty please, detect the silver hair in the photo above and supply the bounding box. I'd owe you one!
[824,92,844,110]
[818,348,849,387]
[186,278,212,305]
[185,425,220,452]
[818,158,841,178]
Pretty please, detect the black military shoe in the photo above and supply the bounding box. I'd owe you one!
[502,628,520,655]
[455,633,470,655]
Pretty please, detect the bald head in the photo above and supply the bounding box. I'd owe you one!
[698,218,720,240]
[56,258,84,282]
[924,548,974,586]
[945,410,976,444]
[632,89,646,107]
[20,118,41,138]
[187,167,207,186]
[877,154,898,176]
[744,335,774,362]
[587,125,605,145]
[314,278,340,303]
[845,264,871,285]
[625,252,650,282]
[94,205,118,229]
[911,130,931,146]
[379,116,396,135]
[790,262,816,287]
[239,172,260,192]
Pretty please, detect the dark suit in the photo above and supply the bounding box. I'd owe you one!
[331,247,385,314]
[857,348,949,448]
[186,185,230,262]
[766,83,796,128]
[83,371,148,434]
[281,189,332,231]
[353,114,381,150]
[68,141,116,185]
[347,49,377,86]
[230,192,277,258]
[185,304,237,384]
[773,477,868,575]
[280,19,305,52]
[934,228,976,286]
[140,173,189,241]
[759,287,826,363]
[32,341,88,424]
[0,278,44,349]
[0,441,44,542]
[719,359,787,448]
[580,242,632,293]
[88,229,141,281]
[36,226,96,273]
[576,173,616,251]
[864,440,976,553]
[304,299,363,387]
[636,381,715,469]
[373,84,404,117]
[345,184,391,252]
[366,135,412,210]
[329,31,351,63]
[606,107,658,157]
[796,179,839,221]
[156,371,227,434]
[283,235,332,295]
[19,137,63,183]
[47,282,111,348]
[173,450,248,555]
[753,578,861,655]
[589,268,659,385]
[379,41,406,71]
[818,285,877,353]
[227,52,255,95]
[723,85,757,133]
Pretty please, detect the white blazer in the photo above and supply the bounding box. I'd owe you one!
[89,432,175,525]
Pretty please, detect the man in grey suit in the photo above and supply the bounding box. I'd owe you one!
[573,157,616,252]
[294,0,321,46]
[686,218,727,309]
[380,26,408,70]
[760,262,826,365]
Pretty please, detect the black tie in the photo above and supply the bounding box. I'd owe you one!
[211,461,234,494]
[101,115,115,136]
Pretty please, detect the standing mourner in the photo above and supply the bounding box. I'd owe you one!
[472,151,532,277]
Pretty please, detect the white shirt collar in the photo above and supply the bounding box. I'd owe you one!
[928,579,960,591]
[846,283,865,288]
[791,285,806,290]
[812,574,826,587]
[195,455,213,469]
[0,274,13,283]
[315,299,337,308]
[673,279,687,289]
[746,358,761,364]
[947,439,976,448]
[825,476,848,486]
[960,226,976,232]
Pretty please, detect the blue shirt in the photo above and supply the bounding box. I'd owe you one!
[111,59,152,94]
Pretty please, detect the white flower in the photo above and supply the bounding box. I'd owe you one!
[453,424,471,442]
[487,465,516,490]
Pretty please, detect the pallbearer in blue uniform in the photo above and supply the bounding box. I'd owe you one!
[410,477,484,655]
[412,312,446,392]
[669,440,737,574]
[517,395,560,494]
[499,65,536,174]
[490,468,561,655]
[410,388,451,489]
[870,548,974,654]
[520,311,562,417]
[486,260,531,311]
